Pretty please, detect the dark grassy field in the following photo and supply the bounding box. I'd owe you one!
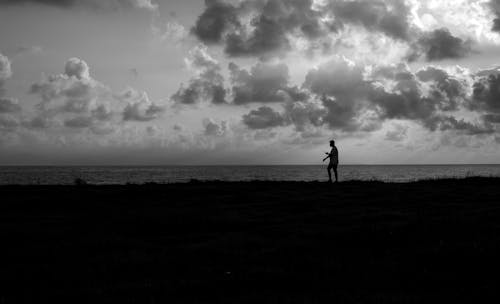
[1,178,500,303]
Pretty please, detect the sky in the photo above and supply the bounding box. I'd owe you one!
[2,0,500,165]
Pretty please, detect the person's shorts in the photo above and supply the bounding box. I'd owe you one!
[328,163,338,169]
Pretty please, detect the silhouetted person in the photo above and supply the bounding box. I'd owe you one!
[323,140,339,183]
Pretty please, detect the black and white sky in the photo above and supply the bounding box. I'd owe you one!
[2,0,500,165]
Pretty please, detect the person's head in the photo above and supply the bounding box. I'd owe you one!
[330,140,335,147]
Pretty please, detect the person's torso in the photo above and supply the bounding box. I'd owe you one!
[330,147,339,163]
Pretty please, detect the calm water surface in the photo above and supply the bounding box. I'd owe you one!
[1,165,500,185]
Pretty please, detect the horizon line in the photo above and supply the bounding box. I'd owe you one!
[1,164,500,167]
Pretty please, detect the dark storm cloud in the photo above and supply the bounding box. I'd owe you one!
[0,0,158,11]
[242,106,286,129]
[328,0,411,41]
[408,29,473,62]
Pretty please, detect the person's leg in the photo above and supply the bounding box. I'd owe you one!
[333,164,338,182]
[327,165,332,182]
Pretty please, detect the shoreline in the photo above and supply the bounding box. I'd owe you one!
[1,175,499,186]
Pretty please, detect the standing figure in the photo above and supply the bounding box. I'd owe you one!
[323,140,339,183]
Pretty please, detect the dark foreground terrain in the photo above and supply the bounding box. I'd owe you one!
[2,178,500,303]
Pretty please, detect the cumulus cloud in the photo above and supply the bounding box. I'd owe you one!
[490,0,500,32]
[191,0,414,59]
[0,98,22,113]
[152,20,188,45]
[0,114,19,131]
[189,0,482,64]
[230,62,293,104]
[64,116,93,129]
[408,29,473,62]
[233,56,497,137]
[471,73,500,114]
[172,45,227,105]
[28,57,164,134]
[192,0,241,44]
[328,0,411,41]
[0,53,12,95]
[64,57,90,80]
[119,88,165,122]
[242,106,286,129]
[303,56,371,131]
[203,118,228,136]
[30,58,107,114]
[192,0,332,58]
[385,123,409,141]
[0,0,158,11]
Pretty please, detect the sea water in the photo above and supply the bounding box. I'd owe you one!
[1,165,500,185]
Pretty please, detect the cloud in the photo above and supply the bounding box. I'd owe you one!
[64,116,93,129]
[408,29,473,62]
[172,45,227,105]
[490,0,500,32]
[303,56,370,131]
[119,88,165,122]
[64,57,90,80]
[14,46,43,56]
[203,118,228,136]
[242,106,286,129]
[0,0,158,11]
[328,0,411,41]
[0,98,22,113]
[29,57,164,133]
[152,20,188,45]
[192,0,241,44]
[192,0,329,58]
[416,66,469,111]
[30,59,107,113]
[471,73,500,114]
[23,116,53,129]
[385,123,409,141]
[282,99,327,131]
[0,114,19,131]
[190,0,414,59]
[229,62,292,104]
[233,58,495,136]
[0,53,12,95]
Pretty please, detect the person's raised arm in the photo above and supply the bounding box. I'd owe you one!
[323,152,330,162]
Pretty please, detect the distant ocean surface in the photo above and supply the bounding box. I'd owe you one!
[1,165,500,185]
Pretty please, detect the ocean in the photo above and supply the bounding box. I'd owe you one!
[1,165,500,185]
